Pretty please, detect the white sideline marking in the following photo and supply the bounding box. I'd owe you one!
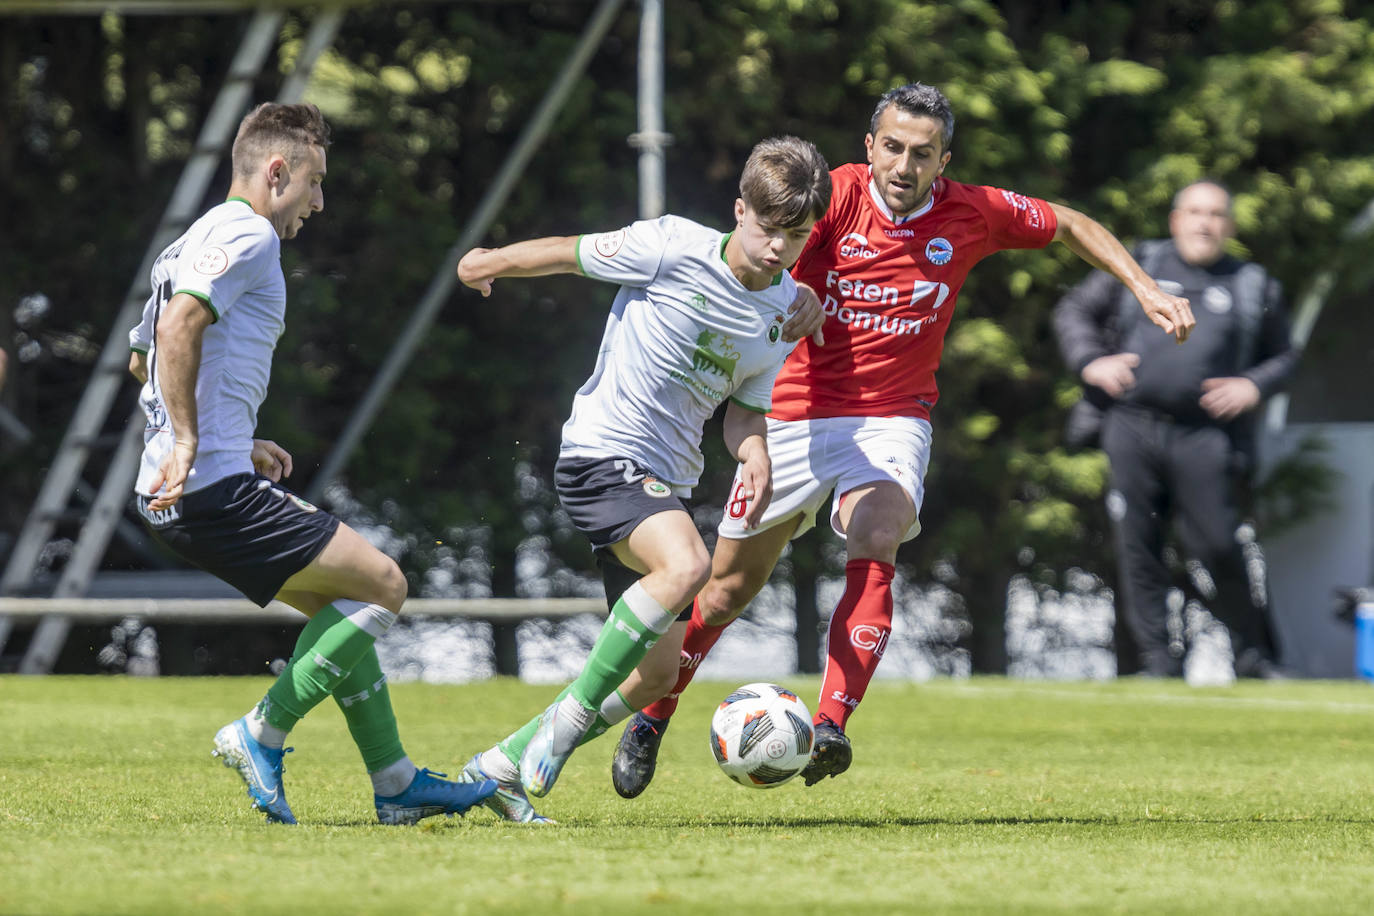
[926,682,1374,716]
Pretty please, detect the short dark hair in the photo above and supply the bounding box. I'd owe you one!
[738,136,832,228]
[231,102,331,178]
[1172,179,1232,213]
[870,83,955,152]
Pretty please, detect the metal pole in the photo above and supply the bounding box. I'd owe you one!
[306,0,629,501]
[630,0,668,218]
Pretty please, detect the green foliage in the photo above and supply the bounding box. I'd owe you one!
[5,675,1374,914]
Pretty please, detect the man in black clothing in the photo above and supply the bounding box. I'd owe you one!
[1054,180,1300,678]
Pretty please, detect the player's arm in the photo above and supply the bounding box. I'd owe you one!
[147,292,213,511]
[1049,202,1195,342]
[129,350,149,383]
[722,400,772,529]
[457,236,581,297]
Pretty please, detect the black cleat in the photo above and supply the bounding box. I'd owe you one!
[800,717,852,786]
[612,712,669,798]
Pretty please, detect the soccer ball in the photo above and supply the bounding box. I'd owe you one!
[709,682,815,788]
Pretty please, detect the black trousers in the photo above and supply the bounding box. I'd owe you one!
[1101,406,1280,675]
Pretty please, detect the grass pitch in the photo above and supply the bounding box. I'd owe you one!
[3,675,1373,915]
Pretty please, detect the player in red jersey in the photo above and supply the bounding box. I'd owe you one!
[607,83,1196,796]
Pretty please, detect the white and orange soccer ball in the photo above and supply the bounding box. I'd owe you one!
[709,682,815,788]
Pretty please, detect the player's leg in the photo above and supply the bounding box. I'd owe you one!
[803,416,929,785]
[521,508,708,797]
[611,523,797,797]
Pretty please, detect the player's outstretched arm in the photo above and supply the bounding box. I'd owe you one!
[147,292,213,511]
[722,401,772,530]
[1048,202,1196,342]
[457,236,581,297]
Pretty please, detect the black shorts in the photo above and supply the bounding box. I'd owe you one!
[135,472,341,607]
[554,455,690,553]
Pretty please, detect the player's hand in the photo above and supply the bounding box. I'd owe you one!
[147,439,196,511]
[735,450,774,530]
[1081,353,1139,399]
[1200,376,1261,421]
[457,248,496,297]
[781,282,825,346]
[251,438,293,481]
[1138,286,1195,343]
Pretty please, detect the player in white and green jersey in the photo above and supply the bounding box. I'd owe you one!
[454,136,832,821]
[129,102,495,826]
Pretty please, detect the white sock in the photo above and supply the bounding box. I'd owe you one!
[479,746,520,784]
[599,690,634,729]
[554,693,597,753]
[244,701,288,749]
[370,755,418,797]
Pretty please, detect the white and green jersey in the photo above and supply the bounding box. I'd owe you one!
[560,214,798,492]
[131,198,285,496]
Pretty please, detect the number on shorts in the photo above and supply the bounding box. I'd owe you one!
[614,459,642,485]
[726,480,750,519]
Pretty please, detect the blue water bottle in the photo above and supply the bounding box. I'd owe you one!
[1356,603,1374,681]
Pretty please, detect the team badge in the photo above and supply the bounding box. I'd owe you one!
[1203,286,1233,314]
[193,246,229,276]
[643,478,672,498]
[767,316,783,344]
[925,237,953,265]
[594,230,626,258]
[289,494,320,513]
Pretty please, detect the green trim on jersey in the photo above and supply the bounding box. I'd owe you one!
[729,396,769,414]
[129,346,148,355]
[718,232,785,286]
[574,234,587,276]
[174,289,219,322]
[226,196,254,209]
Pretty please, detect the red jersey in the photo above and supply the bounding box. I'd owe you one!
[769,163,1059,421]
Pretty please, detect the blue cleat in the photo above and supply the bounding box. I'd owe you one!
[458,753,556,825]
[212,718,296,824]
[519,699,591,798]
[375,768,498,825]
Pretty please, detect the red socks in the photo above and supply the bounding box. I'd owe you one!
[641,597,727,721]
[816,558,895,729]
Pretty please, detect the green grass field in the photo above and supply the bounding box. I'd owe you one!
[3,675,1373,915]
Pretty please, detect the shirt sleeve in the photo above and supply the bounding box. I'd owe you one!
[128,291,158,353]
[731,354,790,414]
[172,218,277,321]
[980,186,1059,251]
[576,216,677,288]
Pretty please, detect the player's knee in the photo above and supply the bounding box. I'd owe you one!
[663,547,711,605]
[374,557,408,612]
[697,577,749,627]
[847,519,904,561]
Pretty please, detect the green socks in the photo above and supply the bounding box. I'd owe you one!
[333,646,406,772]
[497,687,633,765]
[568,581,678,710]
[258,600,397,736]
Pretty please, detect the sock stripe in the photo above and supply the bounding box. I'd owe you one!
[620,581,678,636]
[332,598,398,639]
